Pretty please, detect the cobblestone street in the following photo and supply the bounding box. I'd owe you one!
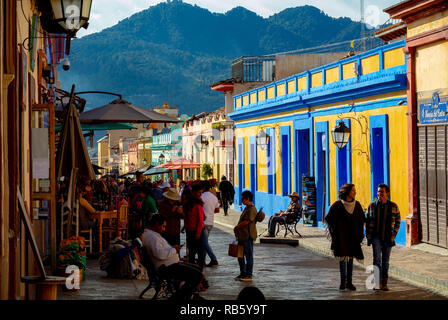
[59,221,444,300]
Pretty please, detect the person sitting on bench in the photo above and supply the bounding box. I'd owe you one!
[142,214,204,300]
[266,192,301,237]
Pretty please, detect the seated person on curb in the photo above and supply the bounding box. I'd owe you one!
[142,214,205,300]
[266,192,301,237]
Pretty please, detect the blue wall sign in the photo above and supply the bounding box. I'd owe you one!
[420,92,448,124]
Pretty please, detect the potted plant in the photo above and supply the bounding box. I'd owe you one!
[57,236,87,286]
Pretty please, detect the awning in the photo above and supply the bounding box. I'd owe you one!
[79,99,181,124]
[143,167,171,176]
[55,122,137,131]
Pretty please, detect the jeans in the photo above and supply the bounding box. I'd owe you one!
[372,236,392,280]
[237,239,254,277]
[339,258,353,282]
[268,216,286,235]
[203,225,217,262]
[186,229,206,269]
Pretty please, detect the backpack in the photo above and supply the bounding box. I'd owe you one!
[256,207,265,223]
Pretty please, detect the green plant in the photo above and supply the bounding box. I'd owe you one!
[201,163,213,179]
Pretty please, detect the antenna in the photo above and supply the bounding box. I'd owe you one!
[360,0,366,51]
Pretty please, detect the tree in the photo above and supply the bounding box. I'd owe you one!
[201,163,213,179]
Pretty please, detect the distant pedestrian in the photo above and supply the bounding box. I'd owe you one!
[158,188,184,246]
[201,180,220,267]
[219,176,235,216]
[233,190,257,282]
[325,184,365,291]
[141,187,158,224]
[366,184,401,291]
[183,182,206,269]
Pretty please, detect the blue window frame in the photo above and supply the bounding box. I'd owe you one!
[336,119,352,195]
[369,115,389,200]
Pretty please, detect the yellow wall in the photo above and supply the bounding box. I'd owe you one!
[236,98,242,108]
[298,77,307,91]
[250,92,257,104]
[258,89,266,102]
[242,95,249,106]
[233,91,409,220]
[361,54,379,75]
[343,62,356,79]
[288,80,296,93]
[311,72,323,87]
[326,67,339,84]
[267,86,275,99]
[384,47,405,69]
[235,121,294,194]
[276,83,286,97]
[415,40,448,98]
[407,9,448,38]
[313,103,409,219]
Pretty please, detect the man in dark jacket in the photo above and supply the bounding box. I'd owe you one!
[366,184,401,291]
[219,176,235,216]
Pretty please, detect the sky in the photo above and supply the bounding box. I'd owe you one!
[77,0,400,38]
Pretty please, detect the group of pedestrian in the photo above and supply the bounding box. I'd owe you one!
[325,183,401,292]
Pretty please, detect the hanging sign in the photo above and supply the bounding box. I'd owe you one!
[420,92,448,124]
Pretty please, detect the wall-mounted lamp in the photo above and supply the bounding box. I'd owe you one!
[158,153,165,164]
[256,129,269,150]
[331,114,369,159]
[331,121,351,150]
[50,0,93,34]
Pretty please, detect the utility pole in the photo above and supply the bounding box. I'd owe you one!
[360,0,366,51]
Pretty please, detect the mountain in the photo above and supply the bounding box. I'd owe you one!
[60,2,371,116]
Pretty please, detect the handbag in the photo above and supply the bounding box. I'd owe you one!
[228,241,244,258]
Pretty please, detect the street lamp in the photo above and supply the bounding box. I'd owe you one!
[158,153,165,165]
[50,0,93,34]
[331,121,351,150]
[256,129,269,150]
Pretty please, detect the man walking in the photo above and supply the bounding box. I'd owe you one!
[219,176,235,216]
[233,190,257,282]
[366,184,401,291]
[201,180,220,266]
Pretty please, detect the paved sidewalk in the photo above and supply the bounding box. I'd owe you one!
[215,208,448,298]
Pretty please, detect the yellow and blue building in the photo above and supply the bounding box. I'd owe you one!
[229,40,409,245]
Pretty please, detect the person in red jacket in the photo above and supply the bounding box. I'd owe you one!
[183,182,206,269]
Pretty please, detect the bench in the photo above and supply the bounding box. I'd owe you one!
[275,212,303,238]
[18,188,66,300]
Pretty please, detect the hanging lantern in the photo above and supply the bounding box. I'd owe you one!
[50,0,92,33]
[256,129,269,150]
[331,121,351,150]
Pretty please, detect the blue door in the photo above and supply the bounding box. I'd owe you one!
[238,141,245,206]
[369,115,389,200]
[315,121,330,226]
[296,129,310,206]
[250,140,257,204]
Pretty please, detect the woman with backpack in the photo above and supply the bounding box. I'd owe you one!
[233,190,258,282]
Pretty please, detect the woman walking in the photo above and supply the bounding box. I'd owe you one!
[325,184,365,291]
[183,182,206,269]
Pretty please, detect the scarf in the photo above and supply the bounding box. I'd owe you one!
[341,199,356,214]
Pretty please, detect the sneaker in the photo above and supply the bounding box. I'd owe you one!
[239,276,253,282]
[265,233,275,238]
[234,274,244,281]
[339,282,346,291]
